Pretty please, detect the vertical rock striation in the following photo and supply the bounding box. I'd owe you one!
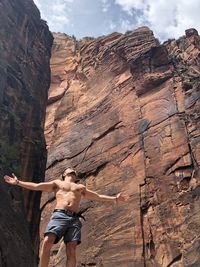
[43,27,200,266]
[0,0,53,266]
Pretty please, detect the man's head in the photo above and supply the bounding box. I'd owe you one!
[62,167,78,181]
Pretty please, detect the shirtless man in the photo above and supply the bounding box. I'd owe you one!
[4,167,129,267]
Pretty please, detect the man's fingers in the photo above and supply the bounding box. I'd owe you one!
[124,194,129,200]
[4,175,11,179]
[3,175,13,183]
[3,176,9,183]
[119,193,129,202]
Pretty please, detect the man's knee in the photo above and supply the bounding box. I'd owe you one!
[42,234,56,249]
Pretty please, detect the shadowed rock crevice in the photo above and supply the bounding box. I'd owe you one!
[78,162,109,180]
[166,253,182,267]
[140,183,147,267]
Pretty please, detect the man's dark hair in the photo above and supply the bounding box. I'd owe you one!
[61,167,78,181]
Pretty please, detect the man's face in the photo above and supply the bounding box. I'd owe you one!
[62,168,76,179]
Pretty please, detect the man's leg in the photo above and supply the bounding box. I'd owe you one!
[39,233,56,267]
[66,241,77,267]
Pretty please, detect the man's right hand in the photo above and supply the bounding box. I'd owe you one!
[3,175,57,192]
[4,174,18,185]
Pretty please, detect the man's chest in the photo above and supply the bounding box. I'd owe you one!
[57,182,81,194]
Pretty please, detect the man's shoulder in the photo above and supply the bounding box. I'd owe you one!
[52,179,62,187]
[79,184,85,188]
[53,179,61,183]
[77,183,86,191]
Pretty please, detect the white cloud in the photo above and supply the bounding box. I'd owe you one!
[33,0,199,41]
[118,18,135,33]
[101,0,110,13]
[33,0,72,32]
[109,21,117,31]
[115,0,200,40]
[116,0,146,11]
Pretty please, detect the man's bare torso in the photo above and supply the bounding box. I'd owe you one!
[53,180,85,212]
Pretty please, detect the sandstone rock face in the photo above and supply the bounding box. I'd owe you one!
[0,0,53,266]
[42,27,200,266]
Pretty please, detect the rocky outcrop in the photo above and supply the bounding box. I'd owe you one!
[42,27,200,266]
[0,0,53,266]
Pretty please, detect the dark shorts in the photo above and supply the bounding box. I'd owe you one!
[44,210,82,244]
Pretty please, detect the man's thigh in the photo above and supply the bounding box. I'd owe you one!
[43,233,57,246]
[64,219,82,244]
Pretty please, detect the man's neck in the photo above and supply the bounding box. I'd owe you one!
[63,176,74,183]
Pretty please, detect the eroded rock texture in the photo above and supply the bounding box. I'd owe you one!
[42,27,200,267]
[0,0,53,266]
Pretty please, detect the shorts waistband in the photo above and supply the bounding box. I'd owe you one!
[53,209,78,217]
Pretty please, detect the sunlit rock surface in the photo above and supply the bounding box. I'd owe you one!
[0,0,53,265]
[42,27,200,266]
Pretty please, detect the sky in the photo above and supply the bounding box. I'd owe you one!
[33,0,200,42]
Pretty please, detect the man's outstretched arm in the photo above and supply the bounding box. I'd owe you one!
[3,174,57,192]
[82,188,129,204]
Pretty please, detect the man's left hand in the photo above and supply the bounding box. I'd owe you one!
[116,192,129,203]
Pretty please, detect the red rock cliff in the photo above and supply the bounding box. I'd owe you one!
[0,0,53,266]
[42,27,200,266]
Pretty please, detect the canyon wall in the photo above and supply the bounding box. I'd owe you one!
[0,0,53,265]
[42,27,200,267]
